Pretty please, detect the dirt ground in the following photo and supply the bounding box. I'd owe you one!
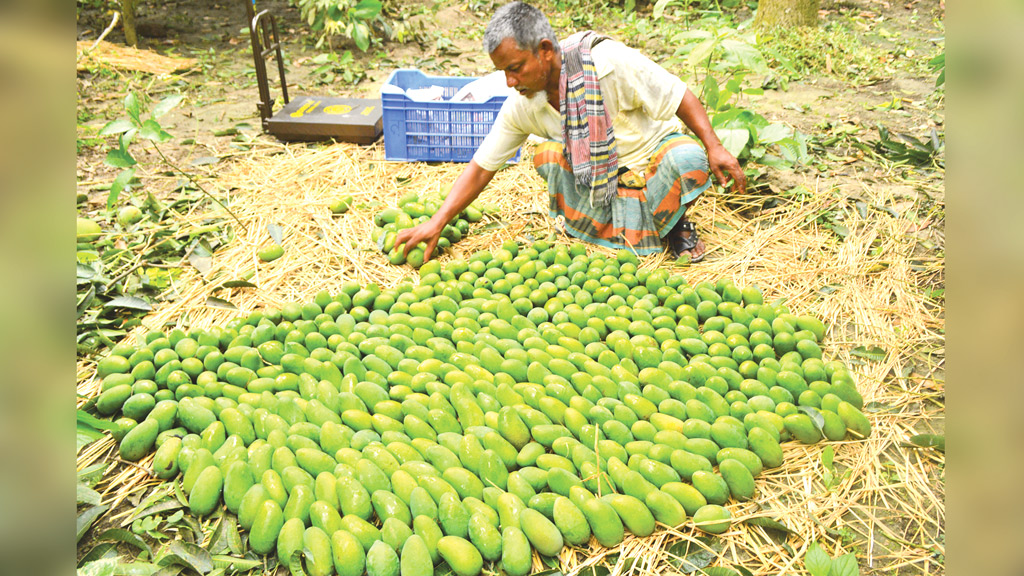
[76,0,945,213]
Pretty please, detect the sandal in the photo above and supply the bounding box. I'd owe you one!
[667,220,706,263]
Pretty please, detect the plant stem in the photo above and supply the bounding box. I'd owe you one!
[149,143,249,234]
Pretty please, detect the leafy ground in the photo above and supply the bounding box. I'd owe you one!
[76,0,944,574]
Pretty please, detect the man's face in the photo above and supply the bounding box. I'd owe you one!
[489,37,555,99]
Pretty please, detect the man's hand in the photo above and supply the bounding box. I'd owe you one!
[395,219,444,263]
[707,144,746,195]
[675,89,748,196]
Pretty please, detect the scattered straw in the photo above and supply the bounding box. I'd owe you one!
[76,40,198,75]
[77,138,944,575]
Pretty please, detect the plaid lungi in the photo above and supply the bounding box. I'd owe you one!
[534,133,711,255]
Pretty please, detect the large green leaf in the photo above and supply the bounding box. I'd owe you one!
[77,504,110,542]
[805,542,832,576]
[125,92,142,124]
[139,119,173,143]
[715,128,750,158]
[352,21,370,52]
[95,528,154,558]
[157,541,213,574]
[104,296,153,312]
[757,123,793,145]
[107,168,136,210]
[652,0,675,19]
[105,148,137,169]
[720,39,767,74]
[152,94,184,118]
[78,482,103,506]
[99,118,134,136]
[830,553,860,576]
[908,434,945,453]
[684,38,718,70]
[79,558,118,576]
[352,0,382,20]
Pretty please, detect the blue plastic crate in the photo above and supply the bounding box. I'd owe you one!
[381,69,520,163]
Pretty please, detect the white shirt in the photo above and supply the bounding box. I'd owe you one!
[472,39,689,174]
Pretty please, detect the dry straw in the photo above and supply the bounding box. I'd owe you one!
[77,139,944,575]
[76,40,199,75]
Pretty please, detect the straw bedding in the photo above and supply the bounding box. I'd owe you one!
[77,139,944,575]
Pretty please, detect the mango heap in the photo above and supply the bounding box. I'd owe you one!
[371,190,484,268]
[91,240,871,576]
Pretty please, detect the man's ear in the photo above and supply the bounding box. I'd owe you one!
[537,38,556,60]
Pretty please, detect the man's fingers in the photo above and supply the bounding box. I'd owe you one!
[711,166,727,186]
[423,238,438,263]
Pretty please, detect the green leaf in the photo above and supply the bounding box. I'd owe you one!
[652,0,675,19]
[79,409,119,431]
[139,119,173,143]
[78,428,103,452]
[822,445,835,469]
[220,280,258,289]
[77,504,110,542]
[189,156,221,167]
[210,556,261,572]
[829,553,859,576]
[743,516,796,535]
[720,39,767,74]
[125,92,142,123]
[703,75,721,111]
[352,21,371,52]
[908,434,945,453]
[95,528,154,558]
[113,562,163,575]
[208,515,244,556]
[107,168,136,210]
[699,568,739,576]
[351,0,382,20]
[105,147,137,169]
[206,297,238,311]
[104,296,153,312]
[798,405,826,433]
[665,540,717,574]
[288,550,309,576]
[79,558,119,576]
[78,542,118,567]
[151,94,184,118]
[130,500,184,523]
[158,541,213,574]
[684,38,718,71]
[78,482,103,506]
[757,123,793,145]
[805,542,832,576]
[716,128,750,158]
[850,345,886,362]
[100,118,135,136]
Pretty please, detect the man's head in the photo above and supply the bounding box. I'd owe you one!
[484,2,560,99]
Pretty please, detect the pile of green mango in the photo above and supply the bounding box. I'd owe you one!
[90,240,871,576]
[370,189,484,268]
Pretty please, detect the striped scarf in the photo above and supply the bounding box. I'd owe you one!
[560,31,618,209]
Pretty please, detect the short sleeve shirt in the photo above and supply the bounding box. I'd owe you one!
[472,39,688,174]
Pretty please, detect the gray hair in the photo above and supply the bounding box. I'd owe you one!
[483,2,560,55]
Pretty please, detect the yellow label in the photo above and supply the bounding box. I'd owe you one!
[361,106,376,116]
[324,104,353,115]
[290,99,322,118]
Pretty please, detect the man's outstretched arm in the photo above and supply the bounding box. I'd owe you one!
[395,160,497,262]
[675,88,747,195]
